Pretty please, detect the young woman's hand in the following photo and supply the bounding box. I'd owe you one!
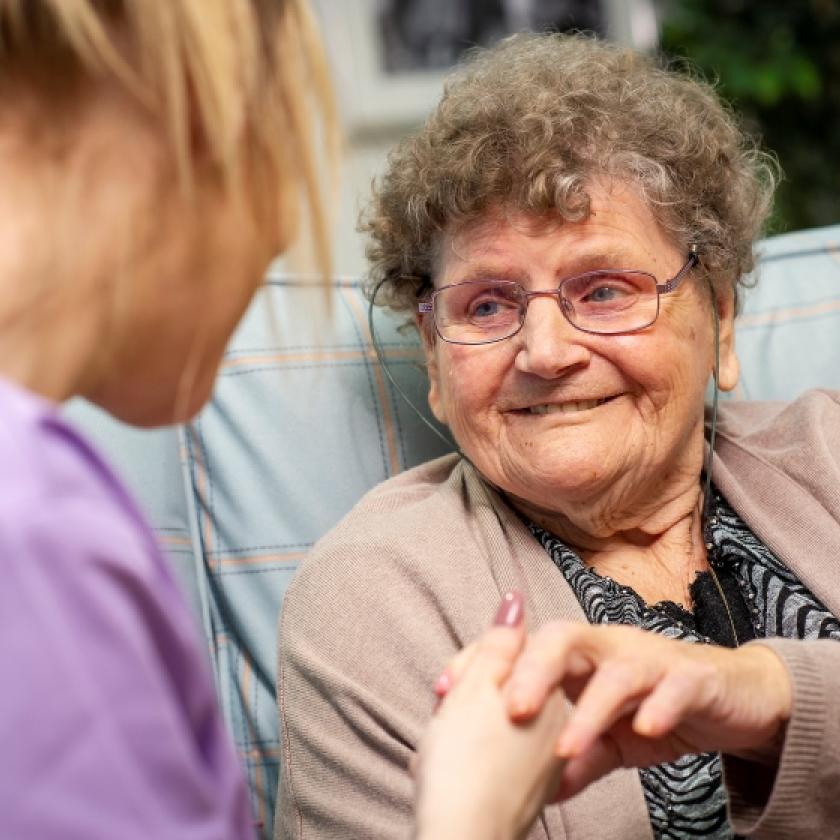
[413,593,569,840]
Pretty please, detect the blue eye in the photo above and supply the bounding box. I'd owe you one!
[584,285,624,303]
[472,300,503,318]
[441,281,523,329]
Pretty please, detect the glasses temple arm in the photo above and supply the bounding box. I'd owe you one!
[655,249,699,294]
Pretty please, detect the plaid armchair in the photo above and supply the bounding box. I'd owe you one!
[67,223,840,838]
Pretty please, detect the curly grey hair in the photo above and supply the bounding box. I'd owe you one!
[361,32,778,314]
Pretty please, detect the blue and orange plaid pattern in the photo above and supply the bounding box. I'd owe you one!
[182,277,451,835]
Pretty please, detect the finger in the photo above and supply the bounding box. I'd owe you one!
[458,620,527,690]
[434,591,526,697]
[434,643,479,697]
[504,621,590,721]
[633,660,716,738]
[553,734,623,801]
[556,657,661,758]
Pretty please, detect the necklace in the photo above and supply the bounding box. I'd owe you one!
[700,508,740,648]
[685,501,740,649]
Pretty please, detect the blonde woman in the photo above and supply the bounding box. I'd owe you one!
[0,2,334,837]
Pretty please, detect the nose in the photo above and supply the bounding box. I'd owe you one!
[513,294,591,379]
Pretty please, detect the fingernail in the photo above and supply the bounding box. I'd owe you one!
[556,729,578,758]
[634,714,654,737]
[433,670,452,696]
[508,693,534,719]
[494,590,524,627]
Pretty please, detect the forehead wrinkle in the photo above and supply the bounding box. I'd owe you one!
[559,249,642,273]
[441,262,528,286]
[439,244,648,289]
[447,218,645,265]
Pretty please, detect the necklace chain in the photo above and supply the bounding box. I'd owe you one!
[707,563,739,647]
[692,503,740,649]
[703,521,740,648]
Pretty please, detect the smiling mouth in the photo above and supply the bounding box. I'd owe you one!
[525,395,618,415]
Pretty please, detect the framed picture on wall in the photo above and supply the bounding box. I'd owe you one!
[317,0,656,137]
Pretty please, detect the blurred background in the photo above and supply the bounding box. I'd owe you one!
[311,0,840,276]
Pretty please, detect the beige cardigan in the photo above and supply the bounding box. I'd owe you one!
[276,389,840,840]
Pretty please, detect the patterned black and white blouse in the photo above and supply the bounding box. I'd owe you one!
[529,486,840,840]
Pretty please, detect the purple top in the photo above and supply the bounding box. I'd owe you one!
[0,378,255,839]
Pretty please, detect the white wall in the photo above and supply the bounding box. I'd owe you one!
[332,136,409,278]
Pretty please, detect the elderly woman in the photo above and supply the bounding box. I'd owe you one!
[276,34,840,840]
[0,1,333,836]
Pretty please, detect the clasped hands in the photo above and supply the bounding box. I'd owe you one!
[413,591,792,840]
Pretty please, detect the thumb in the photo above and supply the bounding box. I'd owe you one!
[435,591,526,697]
[553,735,622,801]
[463,591,526,688]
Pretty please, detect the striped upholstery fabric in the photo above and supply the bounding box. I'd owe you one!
[181,277,451,832]
[724,224,840,402]
[65,224,840,838]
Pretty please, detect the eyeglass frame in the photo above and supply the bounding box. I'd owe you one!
[417,248,700,345]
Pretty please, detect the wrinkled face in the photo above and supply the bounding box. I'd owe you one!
[422,182,738,524]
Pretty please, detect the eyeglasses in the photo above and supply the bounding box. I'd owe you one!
[418,251,699,345]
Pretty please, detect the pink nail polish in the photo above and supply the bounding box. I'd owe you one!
[433,670,452,696]
[494,590,524,627]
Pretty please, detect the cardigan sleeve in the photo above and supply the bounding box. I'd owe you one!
[723,637,840,838]
[274,532,472,840]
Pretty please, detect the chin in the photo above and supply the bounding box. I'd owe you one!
[99,400,190,429]
[494,453,617,504]
[90,376,214,429]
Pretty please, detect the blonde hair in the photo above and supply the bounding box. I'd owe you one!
[363,33,778,314]
[0,0,337,277]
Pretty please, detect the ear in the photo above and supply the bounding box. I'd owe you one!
[715,289,740,392]
[416,312,448,424]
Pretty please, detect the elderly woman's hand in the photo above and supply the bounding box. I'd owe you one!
[414,594,568,840]
[501,622,793,800]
